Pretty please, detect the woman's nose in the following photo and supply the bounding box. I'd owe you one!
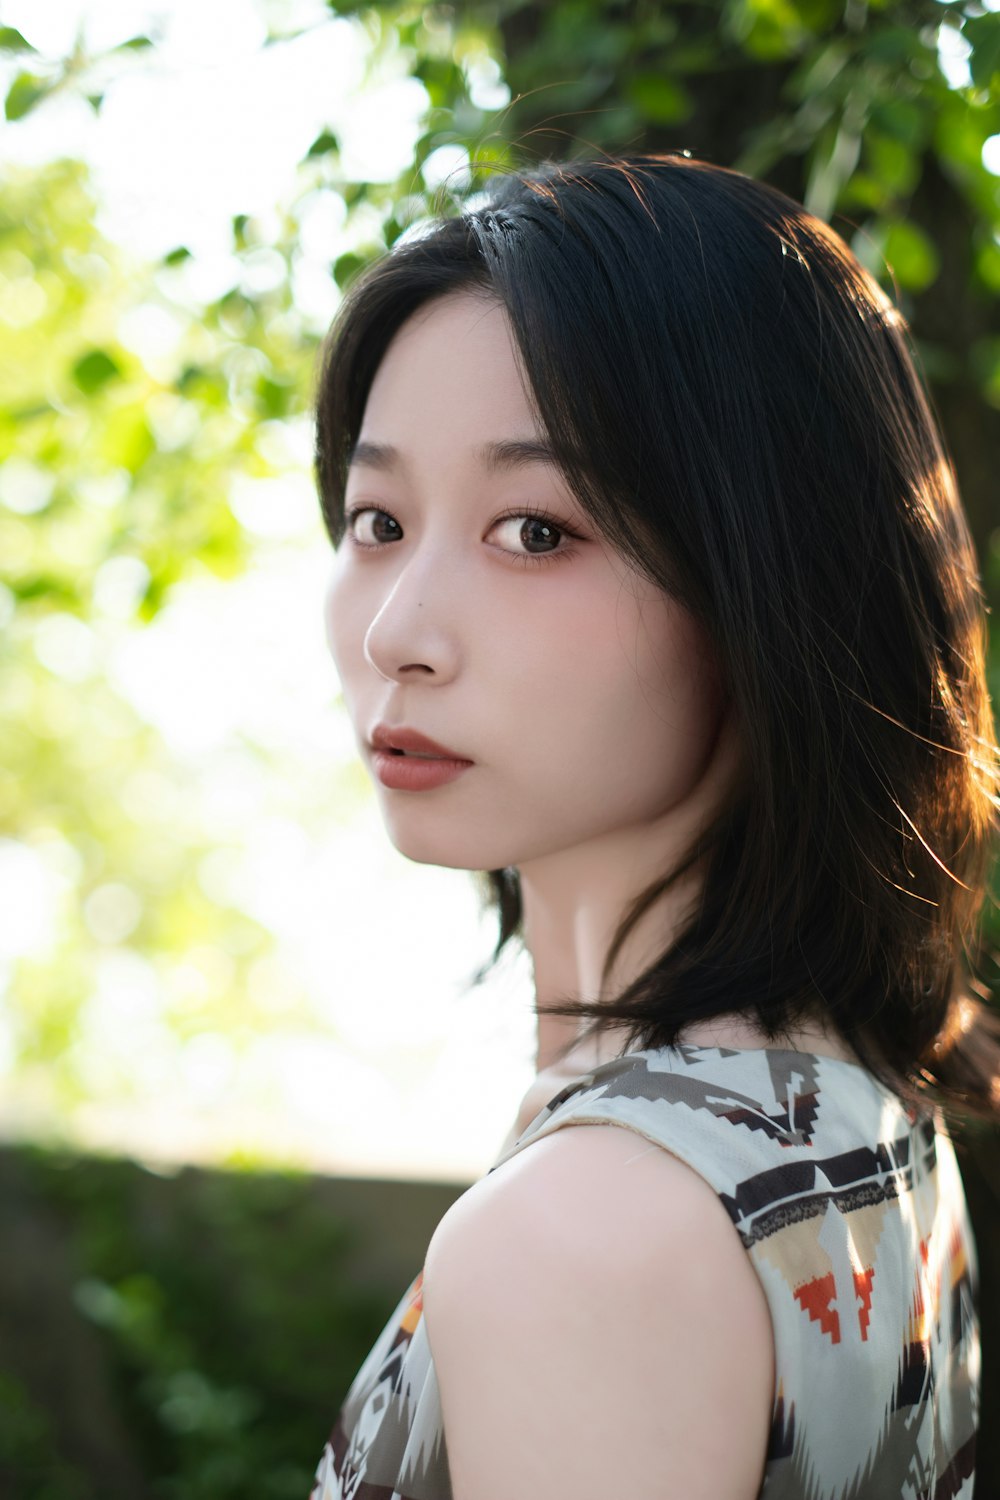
[362,555,463,685]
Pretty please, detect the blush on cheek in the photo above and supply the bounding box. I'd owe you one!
[324,567,373,681]
[322,564,347,659]
[655,605,724,706]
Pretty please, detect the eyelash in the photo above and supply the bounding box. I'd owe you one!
[341,504,580,569]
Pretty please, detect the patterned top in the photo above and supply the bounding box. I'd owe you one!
[309,1043,980,1500]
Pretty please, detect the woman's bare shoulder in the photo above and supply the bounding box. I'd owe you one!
[422,1122,774,1500]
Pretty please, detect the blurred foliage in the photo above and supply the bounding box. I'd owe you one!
[0,1143,448,1499]
[0,156,326,1128]
[1,0,998,1149]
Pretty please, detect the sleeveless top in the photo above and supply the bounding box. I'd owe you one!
[309,1043,981,1500]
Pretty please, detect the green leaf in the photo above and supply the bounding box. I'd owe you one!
[974,237,1000,296]
[255,375,295,419]
[100,407,154,471]
[964,14,1000,92]
[626,73,692,124]
[934,102,992,172]
[792,0,841,31]
[0,26,36,51]
[341,181,370,209]
[71,349,123,395]
[162,246,192,267]
[869,98,927,150]
[306,129,339,159]
[5,72,50,121]
[861,25,933,69]
[864,131,919,198]
[727,0,806,61]
[115,34,154,51]
[881,219,940,292]
[839,171,890,213]
[333,252,368,290]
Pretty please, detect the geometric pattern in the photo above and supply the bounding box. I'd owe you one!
[309,1042,980,1500]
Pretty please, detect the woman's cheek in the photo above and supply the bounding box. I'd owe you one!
[324,565,370,686]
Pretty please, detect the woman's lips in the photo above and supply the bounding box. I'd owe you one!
[371,750,473,791]
[367,723,474,789]
[369,722,473,761]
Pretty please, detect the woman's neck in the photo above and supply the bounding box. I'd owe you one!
[526,857,712,1077]
[519,708,743,1078]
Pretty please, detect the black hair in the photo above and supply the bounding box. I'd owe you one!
[315,152,1000,1125]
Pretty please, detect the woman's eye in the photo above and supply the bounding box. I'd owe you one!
[343,505,576,567]
[490,514,567,560]
[345,507,402,545]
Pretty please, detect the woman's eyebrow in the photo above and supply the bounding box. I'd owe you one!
[346,437,560,474]
[480,438,560,472]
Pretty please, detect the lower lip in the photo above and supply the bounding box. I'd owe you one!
[371,749,474,791]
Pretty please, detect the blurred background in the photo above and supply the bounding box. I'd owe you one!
[1,0,998,1494]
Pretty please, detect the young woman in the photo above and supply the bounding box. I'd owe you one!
[308,153,997,1500]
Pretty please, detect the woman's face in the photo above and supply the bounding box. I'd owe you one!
[324,290,728,872]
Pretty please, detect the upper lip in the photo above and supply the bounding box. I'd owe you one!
[370,723,473,761]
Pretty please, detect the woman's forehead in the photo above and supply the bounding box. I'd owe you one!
[354,295,546,470]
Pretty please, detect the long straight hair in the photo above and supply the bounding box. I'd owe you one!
[315,153,1000,1125]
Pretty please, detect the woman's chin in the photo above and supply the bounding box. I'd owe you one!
[382,823,510,872]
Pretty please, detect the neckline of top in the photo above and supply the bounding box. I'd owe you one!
[673,1041,870,1070]
[577,1039,892,1084]
[543,1042,926,1120]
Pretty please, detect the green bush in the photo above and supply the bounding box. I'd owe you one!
[0,1145,456,1499]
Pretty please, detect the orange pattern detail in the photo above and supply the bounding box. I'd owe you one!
[795,1272,840,1343]
[400,1270,425,1334]
[854,1266,874,1341]
[795,1266,875,1343]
